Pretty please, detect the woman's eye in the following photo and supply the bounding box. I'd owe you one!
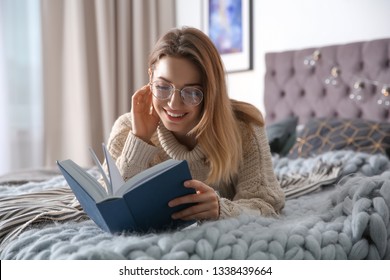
[156,85,171,91]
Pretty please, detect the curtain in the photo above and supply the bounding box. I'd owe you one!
[0,2,9,174]
[40,0,176,168]
[0,0,43,175]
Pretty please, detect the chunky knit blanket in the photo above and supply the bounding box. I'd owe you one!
[1,150,389,259]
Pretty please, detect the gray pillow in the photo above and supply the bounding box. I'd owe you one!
[266,116,298,156]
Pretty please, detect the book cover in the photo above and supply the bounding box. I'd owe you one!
[57,144,196,233]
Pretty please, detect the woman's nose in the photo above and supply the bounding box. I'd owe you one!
[167,89,183,108]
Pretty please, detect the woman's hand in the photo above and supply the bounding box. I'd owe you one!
[131,85,160,144]
[168,180,220,221]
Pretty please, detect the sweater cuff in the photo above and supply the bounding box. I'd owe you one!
[218,198,263,218]
[122,132,159,167]
[218,198,232,219]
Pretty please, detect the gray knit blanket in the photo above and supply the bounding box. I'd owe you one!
[1,150,390,259]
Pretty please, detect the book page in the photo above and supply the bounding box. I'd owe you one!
[102,143,125,195]
[57,160,108,202]
[89,147,112,196]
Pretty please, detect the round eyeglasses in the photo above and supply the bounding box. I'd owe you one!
[149,80,203,106]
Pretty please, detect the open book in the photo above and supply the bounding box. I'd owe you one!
[57,144,196,233]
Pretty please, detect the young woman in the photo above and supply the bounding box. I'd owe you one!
[105,27,285,222]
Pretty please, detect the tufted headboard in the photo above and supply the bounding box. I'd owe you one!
[264,38,390,125]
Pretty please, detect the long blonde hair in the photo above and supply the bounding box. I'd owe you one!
[149,27,264,185]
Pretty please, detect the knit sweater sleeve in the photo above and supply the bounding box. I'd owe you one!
[218,125,285,218]
[105,113,160,181]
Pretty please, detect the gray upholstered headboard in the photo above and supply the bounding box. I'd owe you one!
[264,38,390,125]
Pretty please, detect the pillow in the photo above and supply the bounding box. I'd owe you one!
[288,118,390,159]
[266,116,298,156]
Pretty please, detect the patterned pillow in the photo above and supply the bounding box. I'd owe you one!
[288,118,390,158]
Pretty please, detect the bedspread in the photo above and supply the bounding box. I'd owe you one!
[0,150,389,259]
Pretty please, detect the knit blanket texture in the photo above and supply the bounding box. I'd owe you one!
[1,150,390,260]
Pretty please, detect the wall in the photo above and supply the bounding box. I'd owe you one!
[176,0,390,115]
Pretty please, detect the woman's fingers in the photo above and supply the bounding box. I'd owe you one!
[132,85,152,112]
[131,84,160,143]
[168,180,214,206]
[171,201,219,220]
[169,180,220,220]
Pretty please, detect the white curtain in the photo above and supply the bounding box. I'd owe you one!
[0,3,8,174]
[0,0,43,175]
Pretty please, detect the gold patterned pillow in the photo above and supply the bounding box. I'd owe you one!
[288,118,390,158]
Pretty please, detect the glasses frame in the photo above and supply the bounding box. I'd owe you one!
[149,80,204,107]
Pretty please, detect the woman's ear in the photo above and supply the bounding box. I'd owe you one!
[148,68,152,81]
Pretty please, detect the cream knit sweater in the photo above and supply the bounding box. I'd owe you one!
[106,113,285,219]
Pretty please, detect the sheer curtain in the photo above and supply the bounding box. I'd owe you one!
[0,0,43,176]
[40,0,176,168]
[0,6,7,174]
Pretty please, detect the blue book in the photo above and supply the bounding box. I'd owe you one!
[57,144,196,233]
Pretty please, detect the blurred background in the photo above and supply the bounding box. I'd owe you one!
[1,0,390,176]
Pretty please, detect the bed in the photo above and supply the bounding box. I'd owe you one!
[1,38,390,260]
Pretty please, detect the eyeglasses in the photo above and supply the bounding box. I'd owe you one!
[149,80,203,106]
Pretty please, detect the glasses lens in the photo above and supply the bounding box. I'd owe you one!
[181,87,203,106]
[151,81,203,106]
[151,81,172,99]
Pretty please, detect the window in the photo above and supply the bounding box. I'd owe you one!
[0,0,43,175]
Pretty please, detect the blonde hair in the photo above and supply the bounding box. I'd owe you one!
[149,27,264,185]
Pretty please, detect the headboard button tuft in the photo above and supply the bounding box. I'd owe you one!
[371,85,377,95]
[345,87,351,96]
